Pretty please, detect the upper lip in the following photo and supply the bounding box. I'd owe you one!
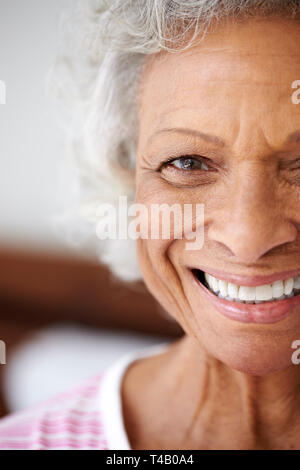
[192,266,300,287]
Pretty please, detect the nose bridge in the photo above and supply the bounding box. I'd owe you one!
[229,161,278,243]
[232,158,274,214]
[208,159,296,263]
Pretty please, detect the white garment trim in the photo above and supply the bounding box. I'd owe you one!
[99,342,171,450]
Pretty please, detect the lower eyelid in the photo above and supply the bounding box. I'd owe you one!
[164,164,214,173]
[160,167,217,181]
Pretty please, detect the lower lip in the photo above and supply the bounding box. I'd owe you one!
[192,271,300,324]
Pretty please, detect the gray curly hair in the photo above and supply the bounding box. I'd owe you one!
[50,0,300,282]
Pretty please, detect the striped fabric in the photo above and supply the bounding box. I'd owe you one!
[0,373,109,450]
[0,342,170,450]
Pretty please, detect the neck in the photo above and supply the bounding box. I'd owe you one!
[163,335,300,449]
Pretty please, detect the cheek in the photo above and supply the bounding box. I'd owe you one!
[134,178,175,269]
[135,165,232,227]
[136,236,199,338]
[134,180,203,336]
[134,172,205,326]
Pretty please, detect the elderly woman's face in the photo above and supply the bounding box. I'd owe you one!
[135,18,300,375]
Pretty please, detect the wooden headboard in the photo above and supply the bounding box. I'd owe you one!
[0,247,183,417]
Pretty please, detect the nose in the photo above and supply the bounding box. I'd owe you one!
[207,164,298,264]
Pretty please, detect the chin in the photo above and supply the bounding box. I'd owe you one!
[201,338,294,376]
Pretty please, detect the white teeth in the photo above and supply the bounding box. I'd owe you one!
[284,278,294,295]
[294,276,300,289]
[255,284,273,301]
[205,273,214,292]
[205,273,219,293]
[238,286,256,301]
[203,272,300,304]
[204,272,211,286]
[219,280,228,297]
[211,276,219,293]
[228,282,238,298]
[272,280,284,298]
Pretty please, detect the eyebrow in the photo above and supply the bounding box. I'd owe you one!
[147,127,300,149]
[147,127,226,147]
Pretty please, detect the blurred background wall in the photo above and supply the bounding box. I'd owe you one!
[0,0,183,419]
[0,0,71,251]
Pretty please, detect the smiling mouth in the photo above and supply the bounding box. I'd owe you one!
[192,269,300,305]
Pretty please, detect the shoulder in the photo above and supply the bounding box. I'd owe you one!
[0,372,109,450]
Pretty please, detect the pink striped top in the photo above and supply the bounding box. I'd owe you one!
[0,342,169,450]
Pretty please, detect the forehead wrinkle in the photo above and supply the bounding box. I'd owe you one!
[147,127,225,148]
[142,45,300,96]
[138,22,300,157]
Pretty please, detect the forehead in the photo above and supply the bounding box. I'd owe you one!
[137,17,300,150]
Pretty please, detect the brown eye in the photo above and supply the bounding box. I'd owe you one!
[169,156,209,171]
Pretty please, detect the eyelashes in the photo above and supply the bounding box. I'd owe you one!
[158,154,218,187]
[160,155,212,172]
[157,154,300,188]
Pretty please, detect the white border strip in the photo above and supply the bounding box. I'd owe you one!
[99,342,171,450]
